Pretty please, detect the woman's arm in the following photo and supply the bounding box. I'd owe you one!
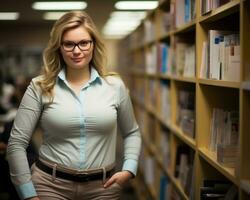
[116,79,142,177]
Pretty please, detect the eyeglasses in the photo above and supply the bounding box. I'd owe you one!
[61,40,93,52]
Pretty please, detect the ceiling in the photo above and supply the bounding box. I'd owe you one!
[0,0,117,33]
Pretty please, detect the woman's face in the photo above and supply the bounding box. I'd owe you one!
[60,25,94,70]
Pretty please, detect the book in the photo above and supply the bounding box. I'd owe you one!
[200,41,209,78]
[200,179,234,200]
[159,175,169,200]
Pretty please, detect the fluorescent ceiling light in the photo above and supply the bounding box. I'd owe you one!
[105,20,140,28]
[115,1,158,10]
[102,10,146,39]
[32,1,87,10]
[103,26,136,33]
[111,11,146,20]
[104,35,125,39]
[43,12,67,20]
[0,12,19,20]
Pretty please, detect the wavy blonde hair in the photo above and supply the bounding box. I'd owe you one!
[37,11,111,100]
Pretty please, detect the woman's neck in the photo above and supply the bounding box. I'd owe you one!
[66,66,90,86]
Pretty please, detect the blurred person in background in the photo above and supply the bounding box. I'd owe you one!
[7,11,141,200]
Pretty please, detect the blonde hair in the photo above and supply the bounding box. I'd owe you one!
[37,11,110,99]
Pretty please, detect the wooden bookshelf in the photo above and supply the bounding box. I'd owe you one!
[198,147,237,185]
[118,0,249,199]
[198,0,240,23]
[198,78,241,88]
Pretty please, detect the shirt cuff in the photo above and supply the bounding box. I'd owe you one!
[15,181,37,200]
[122,159,138,177]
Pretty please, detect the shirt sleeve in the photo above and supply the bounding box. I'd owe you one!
[7,78,43,200]
[116,79,142,176]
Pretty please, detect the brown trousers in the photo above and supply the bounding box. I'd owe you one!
[31,164,121,200]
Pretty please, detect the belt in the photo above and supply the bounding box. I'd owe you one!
[36,160,114,182]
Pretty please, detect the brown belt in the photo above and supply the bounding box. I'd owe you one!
[36,160,114,182]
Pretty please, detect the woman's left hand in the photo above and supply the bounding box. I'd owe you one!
[103,170,133,188]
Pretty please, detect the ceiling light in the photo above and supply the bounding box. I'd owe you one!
[32,1,87,10]
[115,1,158,10]
[102,18,140,39]
[110,11,146,20]
[0,12,19,20]
[104,35,125,39]
[43,12,67,20]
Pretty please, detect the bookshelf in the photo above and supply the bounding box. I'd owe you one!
[118,0,250,199]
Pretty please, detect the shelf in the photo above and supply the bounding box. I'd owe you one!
[144,39,157,48]
[130,44,145,52]
[137,167,158,200]
[198,147,238,185]
[130,38,157,51]
[171,177,189,200]
[148,184,157,200]
[144,135,189,200]
[158,73,171,80]
[172,125,196,150]
[130,70,146,77]
[154,112,172,130]
[241,81,250,91]
[124,0,247,198]
[157,31,171,41]
[199,0,240,23]
[198,78,241,88]
[241,180,250,195]
[173,21,196,35]
[145,103,196,150]
[149,142,172,181]
[172,75,196,83]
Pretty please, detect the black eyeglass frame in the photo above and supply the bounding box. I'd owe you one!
[61,40,93,52]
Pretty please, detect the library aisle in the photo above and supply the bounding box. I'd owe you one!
[118,0,250,199]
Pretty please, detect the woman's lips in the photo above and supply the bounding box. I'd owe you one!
[71,57,83,62]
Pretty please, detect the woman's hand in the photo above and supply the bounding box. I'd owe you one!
[104,170,133,188]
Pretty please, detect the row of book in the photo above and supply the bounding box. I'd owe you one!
[144,19,156,43]
[148,79,157,109]
[130,0,234,50]
[201,0,232,16]
[200,179,238,199]
[141,143,193,199]
[137,28,240,83]
[209,108,239,167]
[147,42,196,78]
[200,30,240,82]
[132,78,145,105]
[175,43,195,77]
[174,144,195,197]
[175,0,196,28]
[177,90,196,138]
[159,80,171,124]
[144,79,196,139]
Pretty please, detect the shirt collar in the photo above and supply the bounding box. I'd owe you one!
[58,66,101,85]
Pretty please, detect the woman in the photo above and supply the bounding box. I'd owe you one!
[7,11,141,200]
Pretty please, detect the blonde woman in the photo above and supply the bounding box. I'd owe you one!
[7,11,141,200]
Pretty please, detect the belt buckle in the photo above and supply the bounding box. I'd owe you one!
[75,172,89,181]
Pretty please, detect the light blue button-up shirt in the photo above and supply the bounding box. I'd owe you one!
[7,67,141,200]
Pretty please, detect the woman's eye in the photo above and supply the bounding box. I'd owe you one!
[64,42,74,47]
[79,41,88,46]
